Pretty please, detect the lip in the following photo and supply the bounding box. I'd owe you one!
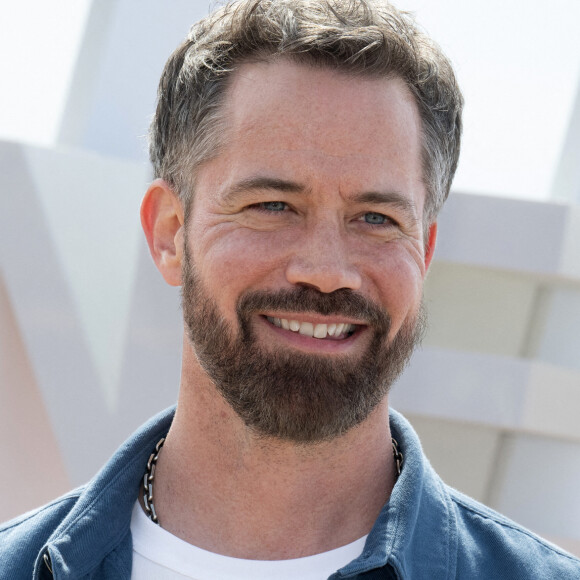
[257,314,368,354]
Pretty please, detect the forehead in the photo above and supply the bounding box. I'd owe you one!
[227,59,421,148]
[202,59,425,210]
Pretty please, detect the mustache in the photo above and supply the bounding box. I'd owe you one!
[236,287,391,331]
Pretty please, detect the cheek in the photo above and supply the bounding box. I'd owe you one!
[205,231,289,276]
[369,251,425,328]
[193,228,291,310]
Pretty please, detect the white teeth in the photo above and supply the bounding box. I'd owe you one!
[268,317,356,339]
[298,322,314,337]
[313,324,327,338]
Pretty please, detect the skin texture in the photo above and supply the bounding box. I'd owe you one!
[141,59,437,559]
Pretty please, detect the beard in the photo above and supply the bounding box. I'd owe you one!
[181,246,426,444]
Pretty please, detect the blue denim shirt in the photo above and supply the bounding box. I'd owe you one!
[2,407,579,579]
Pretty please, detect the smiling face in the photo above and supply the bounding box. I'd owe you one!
[181,60,434,442]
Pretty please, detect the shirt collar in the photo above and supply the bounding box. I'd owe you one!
[37,407,457,579]
[335,409,457,579]
[36,407,176,579]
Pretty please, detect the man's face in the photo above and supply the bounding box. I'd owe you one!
[181,60,432,442]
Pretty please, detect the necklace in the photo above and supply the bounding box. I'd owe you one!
[143,435,403,525]
[143,437,165,523]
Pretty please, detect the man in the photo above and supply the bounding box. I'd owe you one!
[2,0,579,578]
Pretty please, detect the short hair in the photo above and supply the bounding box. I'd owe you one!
[149,0,463,225]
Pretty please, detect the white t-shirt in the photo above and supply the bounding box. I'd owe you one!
[130,501,366,579]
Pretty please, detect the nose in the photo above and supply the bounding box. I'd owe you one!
[284,221,362,293]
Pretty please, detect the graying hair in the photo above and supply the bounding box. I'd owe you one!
[149,0,463,226]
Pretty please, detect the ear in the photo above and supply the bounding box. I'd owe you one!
[141,178,185,286]
[424,222,437,272]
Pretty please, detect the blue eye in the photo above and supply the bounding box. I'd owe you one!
[364,212,387,225]
[258,201,287,212]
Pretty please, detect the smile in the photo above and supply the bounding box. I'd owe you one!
[265,316,357,339]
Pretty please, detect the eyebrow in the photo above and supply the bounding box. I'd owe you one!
[221,177,307,204]
[221,176,419,222]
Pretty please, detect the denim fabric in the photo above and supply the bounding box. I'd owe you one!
[1,407,579,579]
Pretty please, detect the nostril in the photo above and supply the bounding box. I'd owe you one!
[285,252,362,293]
[296,281,321,291]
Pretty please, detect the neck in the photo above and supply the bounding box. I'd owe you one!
[152,343,396,560]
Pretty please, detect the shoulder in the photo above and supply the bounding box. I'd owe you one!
[448,487,580,579]
[0,489,83,576]
[0,408,175,578]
